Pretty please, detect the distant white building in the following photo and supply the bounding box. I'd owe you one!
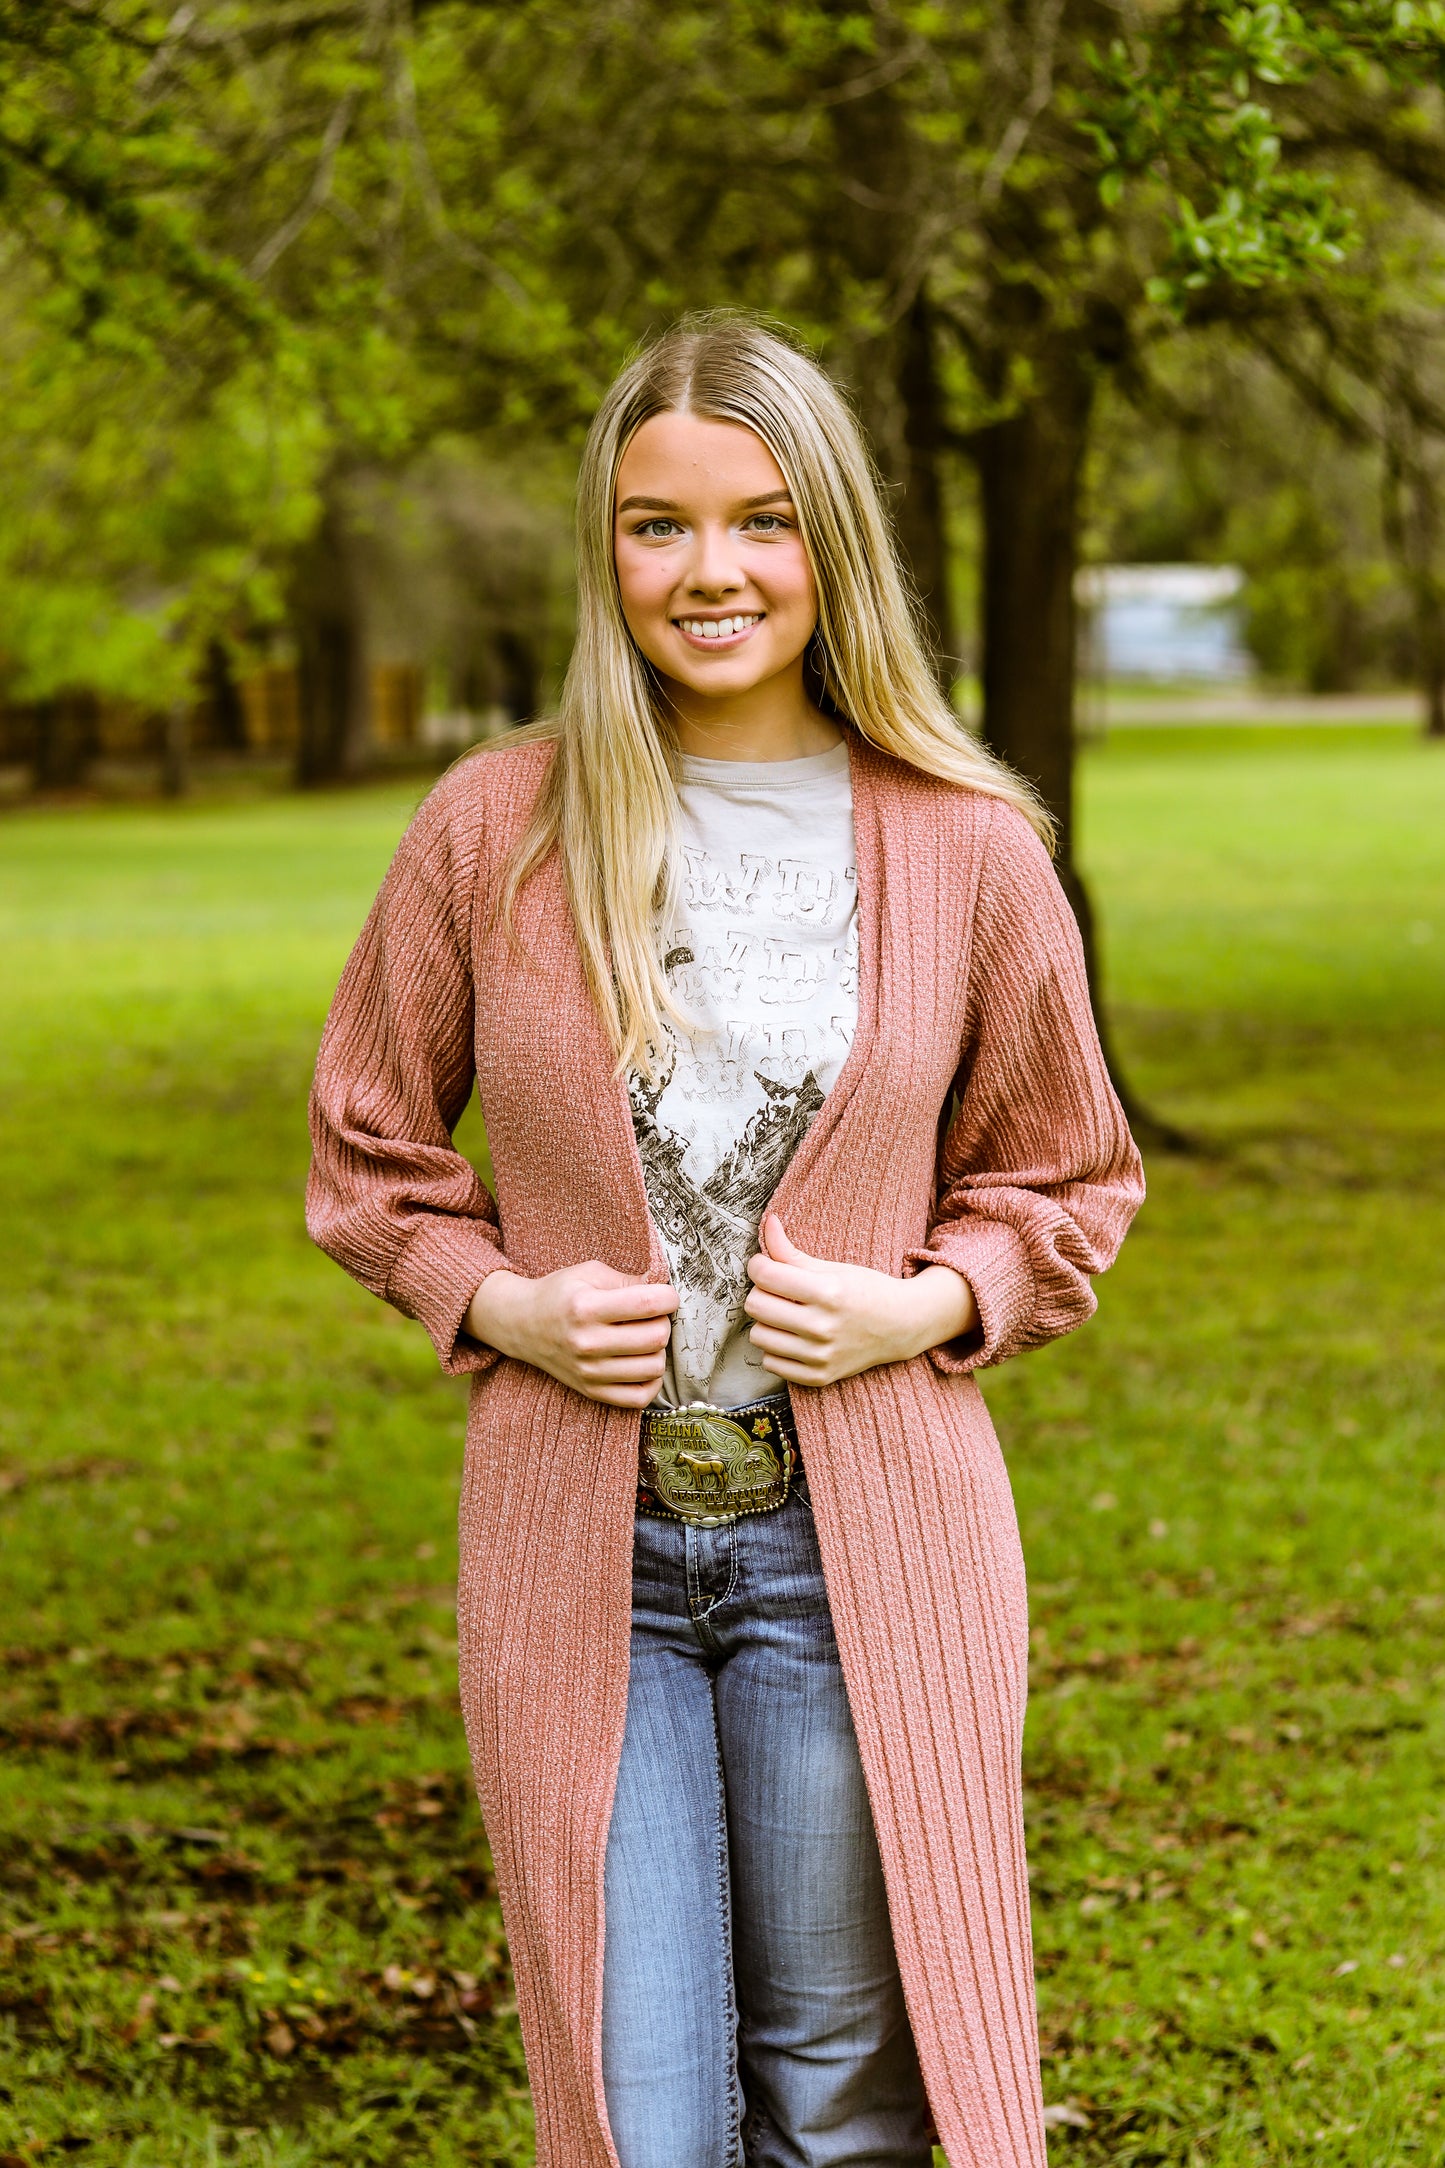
[1076,564,1251,682]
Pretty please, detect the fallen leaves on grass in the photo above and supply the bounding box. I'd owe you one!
[120,1990,156,2042]
[1043,2099,1092,2129]
[0,1454,137,1497]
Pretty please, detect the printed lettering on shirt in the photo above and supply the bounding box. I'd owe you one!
[758,937,831,1007]
[774,857,843,923]
[681,847,772,915]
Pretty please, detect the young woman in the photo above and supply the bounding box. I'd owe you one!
[307,316,1143,2168]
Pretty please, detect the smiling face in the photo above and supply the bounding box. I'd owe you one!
[612,411,820,721]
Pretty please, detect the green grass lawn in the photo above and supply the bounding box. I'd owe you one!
[1,727,1442,2166]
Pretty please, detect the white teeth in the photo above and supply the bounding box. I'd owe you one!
[680,614,758,639]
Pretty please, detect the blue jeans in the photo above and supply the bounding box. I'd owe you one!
[602,1480,934,2168]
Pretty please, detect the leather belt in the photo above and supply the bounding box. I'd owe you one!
[637,1391,800,1526]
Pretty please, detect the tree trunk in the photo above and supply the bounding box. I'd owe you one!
[1381,435,1445,741]
[292,492,369,787]
[857,300,959,683]
[34,695,96,791]
[1427,666,1445,739]
[834,307,959,682]
[161,701,191,797]
[206,638,248,751]
[869,292,958,679]
[970,350,1189,1151]
[1416,582,1445,739]
[823,55,958,681]
[971,350,1091,865]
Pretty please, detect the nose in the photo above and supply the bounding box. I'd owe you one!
[684,519,745,599]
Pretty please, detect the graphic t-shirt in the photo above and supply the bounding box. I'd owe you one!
[628,740,858,1408]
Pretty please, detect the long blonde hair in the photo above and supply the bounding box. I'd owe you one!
[497,312,1050,1076]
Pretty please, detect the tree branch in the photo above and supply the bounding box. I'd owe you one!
[979,0,1065,207]
[248,90,359,278]
[180,3,368,54]
[387,3,532,308]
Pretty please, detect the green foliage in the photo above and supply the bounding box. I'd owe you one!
[0,317,329,699]
[0,3,652,703]
[3,4,1445,712]
[0,0,269,342]
[2,728,1442,2159]
[1083,3,1445,311]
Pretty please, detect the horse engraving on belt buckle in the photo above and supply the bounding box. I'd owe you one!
[642,1403,788,1526]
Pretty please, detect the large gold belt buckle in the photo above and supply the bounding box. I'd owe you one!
[642,1403,787,1526]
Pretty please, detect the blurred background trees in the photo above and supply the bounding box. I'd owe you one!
[4,0,1445,814]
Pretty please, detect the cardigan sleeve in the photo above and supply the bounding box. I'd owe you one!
[305,778,514,1376]
[904,801,1145,1373]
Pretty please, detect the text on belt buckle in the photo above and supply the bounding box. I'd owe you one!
[642,1404,786,1525]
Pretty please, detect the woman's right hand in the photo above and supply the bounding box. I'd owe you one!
[465,1262,679,1409]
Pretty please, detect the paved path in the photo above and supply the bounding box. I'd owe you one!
[1080,690,1425,729]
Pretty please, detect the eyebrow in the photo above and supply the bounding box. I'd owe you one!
[615,488,795,514]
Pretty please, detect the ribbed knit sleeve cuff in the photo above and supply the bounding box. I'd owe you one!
[904,1218,1037,1374]
[385,1217,515,1377]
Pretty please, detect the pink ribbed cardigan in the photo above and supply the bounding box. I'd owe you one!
[307,730,1144,2168]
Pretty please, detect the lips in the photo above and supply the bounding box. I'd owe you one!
[674,613,762,644]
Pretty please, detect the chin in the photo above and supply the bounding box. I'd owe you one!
[686,645,800,686]
[682,660,768,686]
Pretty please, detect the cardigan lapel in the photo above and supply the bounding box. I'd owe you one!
[491,840,662,1281]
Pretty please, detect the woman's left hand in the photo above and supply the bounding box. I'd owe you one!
[743,1213,980,1386]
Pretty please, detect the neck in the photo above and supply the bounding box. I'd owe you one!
[660,661,843,763]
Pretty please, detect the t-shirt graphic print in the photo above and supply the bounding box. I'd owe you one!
[628,741,859,1409]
